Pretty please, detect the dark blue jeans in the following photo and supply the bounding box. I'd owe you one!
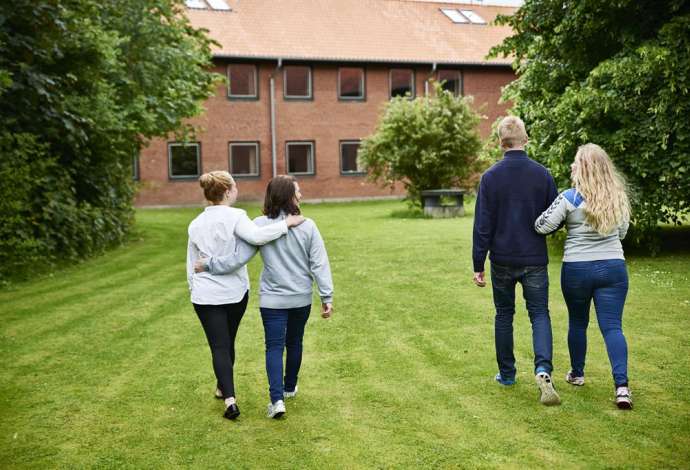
[260,305,311,404]
[490,263,553,379]
[561,259,629,386]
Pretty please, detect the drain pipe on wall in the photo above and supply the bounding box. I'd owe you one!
[270,58,283,178]
[425,62,437,96]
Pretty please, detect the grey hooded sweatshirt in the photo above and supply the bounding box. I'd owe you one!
[206,214,333,309]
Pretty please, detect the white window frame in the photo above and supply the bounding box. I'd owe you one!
[228,142,260,178]
[227,64,258,99]
[168,142,201,180]
[283,66,313,100]
[286,141,315,175]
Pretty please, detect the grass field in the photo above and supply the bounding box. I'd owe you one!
[1,200,689,468]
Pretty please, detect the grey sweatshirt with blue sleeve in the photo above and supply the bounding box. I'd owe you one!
[535,189,629,262]
[206,214,333,309]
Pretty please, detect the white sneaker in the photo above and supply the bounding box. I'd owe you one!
[615,386,632,410]
[214,387,223,399]
[267,400,286,419]
[284,386,298,398]
[565,371,585,386]
[536,372,561,406]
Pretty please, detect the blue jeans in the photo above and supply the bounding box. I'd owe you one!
[490,263,553,379]
[561,259,629,386]
[260,305,311,404]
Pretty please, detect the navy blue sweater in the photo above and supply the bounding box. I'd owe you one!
[472,150,558,272]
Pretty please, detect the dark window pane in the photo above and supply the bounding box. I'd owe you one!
[339,68,364,98]
[230,144,258,175]
[229,64,256,96]
[288,144,313,174]
[132,154,139,180]
[170,144,199,177]
[285,66,311,97]
[341,142,362,173]
[438,70,461,96]
[391,69,414,98]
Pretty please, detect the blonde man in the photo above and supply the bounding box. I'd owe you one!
[472,116,561,405]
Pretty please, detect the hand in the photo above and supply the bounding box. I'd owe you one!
[194,257,209,273]
[286,214,305,228]
[473,272,486,287]
[321,303,333,319]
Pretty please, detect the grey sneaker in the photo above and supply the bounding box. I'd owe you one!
[267,400,286,419]
[214,387,223,399]
[536,372,561,406]
[615,386,632,410]
[284,386,298,398]
[565,371,585,386]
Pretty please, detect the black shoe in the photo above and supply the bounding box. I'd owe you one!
[224,403,240,420]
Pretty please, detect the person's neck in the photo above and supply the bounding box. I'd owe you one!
[503,147,525,152]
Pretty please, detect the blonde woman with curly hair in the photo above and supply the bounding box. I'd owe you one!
[535,144,632,409]
[187,171,304,421]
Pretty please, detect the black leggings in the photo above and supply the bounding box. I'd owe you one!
[193,291,249,399]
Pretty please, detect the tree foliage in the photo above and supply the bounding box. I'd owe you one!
[491,1,690,243]
[0,0,220,282]
[359,83,483,206]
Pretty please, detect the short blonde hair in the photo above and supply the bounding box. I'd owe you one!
[498,116,528,149]
[199,171,235,203]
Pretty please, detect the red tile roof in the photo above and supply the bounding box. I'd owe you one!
[186,0,516,66]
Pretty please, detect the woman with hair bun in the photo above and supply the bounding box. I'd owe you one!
[535,144,633,409]
[196,175,333,419]
[187,171,304,420]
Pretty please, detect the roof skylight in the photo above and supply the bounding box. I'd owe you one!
[206,0,231,10]
[460,10,487,24]
[185,0,207,8]
[440,8,469,23]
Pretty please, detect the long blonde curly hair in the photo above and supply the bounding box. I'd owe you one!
[571,143,631,235]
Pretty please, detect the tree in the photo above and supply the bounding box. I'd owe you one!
[0,0,221,282]
[491,1,690,243]
[359,83,483,206]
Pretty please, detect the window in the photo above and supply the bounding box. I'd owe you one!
[168,143,200,179]
[440,8,468,23]
[227,64,258,99]
[284,66,312,99]
[459,10,486,24]
[340,141,365,175]
[132,153,140,181]
[185,0,206,9]
[229,142,259,177]
[390,69,415,99]
[206,0,231,10]
[286,142,315,175]
[437,70,462,96]
[338,67,365,100]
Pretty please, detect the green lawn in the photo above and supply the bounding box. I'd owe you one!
[1,200,689,468]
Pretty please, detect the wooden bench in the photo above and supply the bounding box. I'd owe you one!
[421,189,465,218]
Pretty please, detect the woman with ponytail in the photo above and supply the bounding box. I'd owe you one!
[535,144,633,409]
[187,171,304,420]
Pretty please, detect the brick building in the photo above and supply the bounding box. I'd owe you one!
[135,0,518,206]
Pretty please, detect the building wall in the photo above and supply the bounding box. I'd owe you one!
[135,61,515,206]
